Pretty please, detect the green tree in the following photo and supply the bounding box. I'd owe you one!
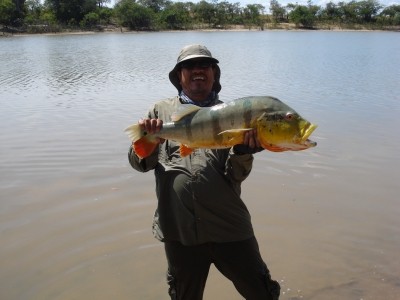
[14,0,26,22]
[380,4,400,18]
[14,0,25,12]
[288,1,320,28]
[45,0,97,24]
[137,0,169,13]
[214,1,229,27]
[96,6,112,24]
[40,8,57,25]
[378,4,400,25]
[270,0,286,23]
[218,1,241,24]
[114,0,154,29]
[337,1,358,23]
[158,1,191,29]
[211,1,242,27]
[1,0,27,26]
[24,0,42,24]
[80,11,98,27]
[356,0,382,22]
[0,0,16,26]
[193,0,216,26]
[243,4,265,29]
[320,1,342,22]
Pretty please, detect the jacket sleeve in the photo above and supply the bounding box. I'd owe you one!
[224,148,254,183]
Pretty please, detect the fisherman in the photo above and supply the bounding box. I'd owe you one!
[128,44,280,300]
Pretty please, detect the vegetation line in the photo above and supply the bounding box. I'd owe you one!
[1,0,399,35]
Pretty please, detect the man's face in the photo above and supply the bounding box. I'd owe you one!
[177,59,216,102]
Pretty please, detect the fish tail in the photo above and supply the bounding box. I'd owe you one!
[124,123,158,158]
[124,123,144,143]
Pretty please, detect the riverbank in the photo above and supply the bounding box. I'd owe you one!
[1,22,399,37]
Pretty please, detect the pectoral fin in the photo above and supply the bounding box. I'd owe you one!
[180,144,194,157]
[218,128,252,145]
[133,136,159,159]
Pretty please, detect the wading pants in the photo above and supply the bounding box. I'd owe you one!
[164,237,280,300]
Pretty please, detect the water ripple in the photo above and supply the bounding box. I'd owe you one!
[1,31,400,300]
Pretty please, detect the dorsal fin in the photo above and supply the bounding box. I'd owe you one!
[171,104,202,122]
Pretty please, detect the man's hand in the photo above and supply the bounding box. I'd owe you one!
[233,129,264,155]
[136,118,165,145]
[139,118,163,134]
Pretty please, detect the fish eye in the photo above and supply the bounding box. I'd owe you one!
[285,113,294,121]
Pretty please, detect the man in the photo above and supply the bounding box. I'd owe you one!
[128,44,280,300]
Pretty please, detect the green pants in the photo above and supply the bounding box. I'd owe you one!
[165,237,280,300]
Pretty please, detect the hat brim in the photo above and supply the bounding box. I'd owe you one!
[179,55,219,64]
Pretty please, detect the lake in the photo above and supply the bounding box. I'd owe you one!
[1,30,399,299]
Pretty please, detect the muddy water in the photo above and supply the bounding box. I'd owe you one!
[1,31,399,299]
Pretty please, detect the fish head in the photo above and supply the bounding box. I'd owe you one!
[256,111,317,152]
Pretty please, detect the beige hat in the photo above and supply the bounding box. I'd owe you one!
[169,44,221,94]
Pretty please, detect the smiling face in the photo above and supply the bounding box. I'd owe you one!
[177,59,216,102]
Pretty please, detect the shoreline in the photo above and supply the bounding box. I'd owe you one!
[2,23,399,37]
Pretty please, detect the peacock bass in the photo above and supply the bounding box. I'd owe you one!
[125,96,317,159]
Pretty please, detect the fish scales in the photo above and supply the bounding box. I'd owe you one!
[241,98,253,128]
[210,107,223,145]
[157,102,248,148]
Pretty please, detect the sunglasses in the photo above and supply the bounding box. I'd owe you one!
[179,60,214,70]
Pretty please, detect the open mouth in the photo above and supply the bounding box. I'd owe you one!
[298,123,317,148]
[192,75,205,81]
[299,123,318,148]
[301,123,317,141]
[304,139,317,147]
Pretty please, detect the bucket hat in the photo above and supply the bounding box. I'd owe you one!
[169,44,221,94]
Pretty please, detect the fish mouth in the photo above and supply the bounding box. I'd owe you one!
[303,139,317,148]
[300,123,317,147]
[301,123,317,140]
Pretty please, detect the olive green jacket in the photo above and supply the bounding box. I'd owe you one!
[128,96,255,245]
